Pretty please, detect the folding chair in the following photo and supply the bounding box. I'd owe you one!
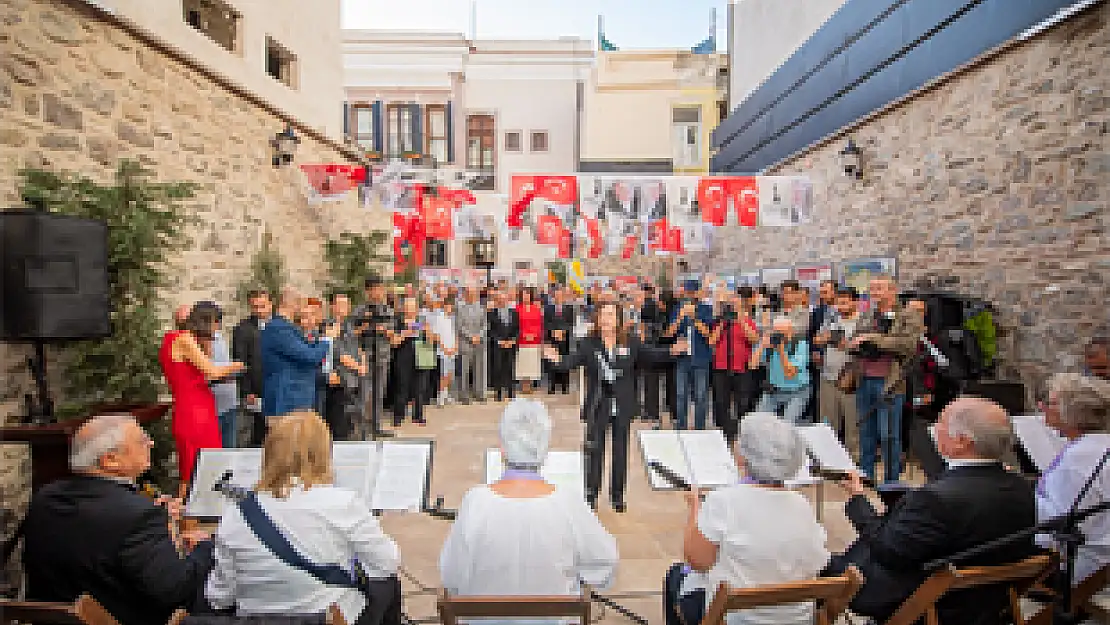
[437,590,591,624]
[0,594,120,625]
[882,554,1055,625]
[700,566,864,625]
[165,604,347,625]
[1026,563,1109,625]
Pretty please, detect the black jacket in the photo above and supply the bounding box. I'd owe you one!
[23,475,214,625]
[543,303,574,352]
[232,315,267,400]
[552,336,673,422]
[831,463,1036,623]
[487,307,520,348]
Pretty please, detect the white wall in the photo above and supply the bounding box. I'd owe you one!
[90,0,344,136]
[728,0,847,108]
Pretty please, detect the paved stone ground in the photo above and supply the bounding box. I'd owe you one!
[377,391,872,625]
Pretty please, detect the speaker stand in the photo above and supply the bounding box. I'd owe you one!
[23,341,55,425]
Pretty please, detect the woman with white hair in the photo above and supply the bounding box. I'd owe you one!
[439,399,618,623]
[664,413,830,625]
[1037,373,1110,583]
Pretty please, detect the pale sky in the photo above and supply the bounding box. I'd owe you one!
[341,0,729,50]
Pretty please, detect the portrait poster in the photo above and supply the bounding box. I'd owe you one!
[839,257,897,294]
[760,267,793,287]
[577,176,669,223]
[757,176,813,227]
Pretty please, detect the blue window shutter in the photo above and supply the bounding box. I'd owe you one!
[410,103,423,155]
[445,101,454,164]
[342,102,350,137]
[371,101,383,153]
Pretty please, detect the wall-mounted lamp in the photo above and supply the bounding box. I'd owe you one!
[840,138,863,179]
[271,123,300,168]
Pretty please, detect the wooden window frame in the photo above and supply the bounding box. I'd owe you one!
[424,239,448,268]
[425,104,449,164]
[265,36,298,89]
[351,104,375,152]
[183,0,242,54]
[386,103,416,158]
[466,113,496,191]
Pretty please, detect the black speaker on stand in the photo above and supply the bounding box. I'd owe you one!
[1,208,110,424]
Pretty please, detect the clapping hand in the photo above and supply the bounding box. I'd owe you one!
[543,345,560,362]
[671,339,690,355]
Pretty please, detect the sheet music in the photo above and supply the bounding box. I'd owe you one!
[186,448,263,518]
[785,456,821,488]
[1011,414,1067,472]
[484,449,586,500]
[679,430,739,487]
[332,442,380,503]
[638,430,694,489]
[798,424,860,473]
[370,441,432,511]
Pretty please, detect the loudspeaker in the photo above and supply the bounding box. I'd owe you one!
[1,211,110,340]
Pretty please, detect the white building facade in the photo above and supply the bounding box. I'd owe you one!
[343,31,593,277]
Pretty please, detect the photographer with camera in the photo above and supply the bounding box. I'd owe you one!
[847,275,925,484]
[813,287,862,457]
[664,283,714,430]
[710,287,760,443]
[352,277,394,438]
[750,317,811,424]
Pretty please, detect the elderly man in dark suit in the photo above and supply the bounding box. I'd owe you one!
[824,396,1036,624]
[23,415,214,625]
[260,288,335,418]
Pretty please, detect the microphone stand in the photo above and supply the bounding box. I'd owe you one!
[923,449,1110,625]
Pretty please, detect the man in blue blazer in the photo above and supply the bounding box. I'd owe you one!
[261,289,334,417]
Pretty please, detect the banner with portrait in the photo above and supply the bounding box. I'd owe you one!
[758,176,813,227]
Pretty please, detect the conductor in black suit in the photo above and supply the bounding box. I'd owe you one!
[544,286,575,394]
[23,415,214,625]
[488,289,520,401]
[545,302,687,512]
[824,396,1036,624]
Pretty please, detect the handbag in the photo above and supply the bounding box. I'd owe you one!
[837,360,859,394]
[414,339,436,370]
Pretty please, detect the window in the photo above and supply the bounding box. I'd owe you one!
[466,114,496,191]
[425,239,448,267]
[467,237,496,266]
[504,131,522,152]
[530,131,549,153]
[672,106,701,168]
[425,105,448,165]
[265,37,298,89]
[183,0,240,53]
[351,105,375,151]
[387,104,415,158]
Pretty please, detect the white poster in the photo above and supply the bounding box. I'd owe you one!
[758,176,813,227]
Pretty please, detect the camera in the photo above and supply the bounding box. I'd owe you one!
[769,332,785,347]
[828,328,845,345]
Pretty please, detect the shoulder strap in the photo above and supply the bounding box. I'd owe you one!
[237,494,358,589]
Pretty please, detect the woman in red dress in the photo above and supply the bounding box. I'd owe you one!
[515,287,544,394]
[159,305,244,490]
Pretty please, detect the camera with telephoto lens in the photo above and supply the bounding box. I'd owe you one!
[355,304,393,337]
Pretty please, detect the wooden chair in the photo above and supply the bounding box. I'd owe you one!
[700,566,864,625]
[882,554,1055,625]
[0,594,120,625]
[165,604,346,625]
[436,590,591,625]
[1026,563,1109,625]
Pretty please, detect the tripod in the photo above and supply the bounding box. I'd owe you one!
[924,448,1109,625]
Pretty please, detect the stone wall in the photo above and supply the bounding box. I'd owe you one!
[717,3,1109,396]
[0,0,387,594]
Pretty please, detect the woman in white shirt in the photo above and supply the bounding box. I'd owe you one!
[439,399,619,624]
[665,412,830,625]
[205,412,401,624]
[1037,372,1110,584]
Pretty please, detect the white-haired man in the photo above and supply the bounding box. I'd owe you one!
[23,415,214,625]
[824,397,1036,623]
[750,316,811,423]
[666,413,829,625]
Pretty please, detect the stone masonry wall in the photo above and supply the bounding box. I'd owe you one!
[0,0,388,594]
[717,3,1109,397]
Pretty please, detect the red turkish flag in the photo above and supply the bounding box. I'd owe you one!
[508,176,537,229]
[585,218,602,258]
[665,226,685,254]
[697,178,729,226]
[421,194,455,240]
[730,177,759,227]
[649,219,669,251]
[535,214,562,245]
[557,227,573,259]
[536,175,577,205]
[621,235,638,259]
[437,186,476,206]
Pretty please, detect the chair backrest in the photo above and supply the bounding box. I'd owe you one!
[0,594,120,625]
[882,554,1055,625]
[700,566,864,625]
[436,590,591,625]
[1026,563,1110,625]
[165,604,346,625]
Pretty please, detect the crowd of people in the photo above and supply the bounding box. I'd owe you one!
[13,271,1110,625]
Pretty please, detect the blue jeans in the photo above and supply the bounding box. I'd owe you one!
[218,408,237,448]
[755,387,810,424]
[674,362,709,430]
[856,376,904,483]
